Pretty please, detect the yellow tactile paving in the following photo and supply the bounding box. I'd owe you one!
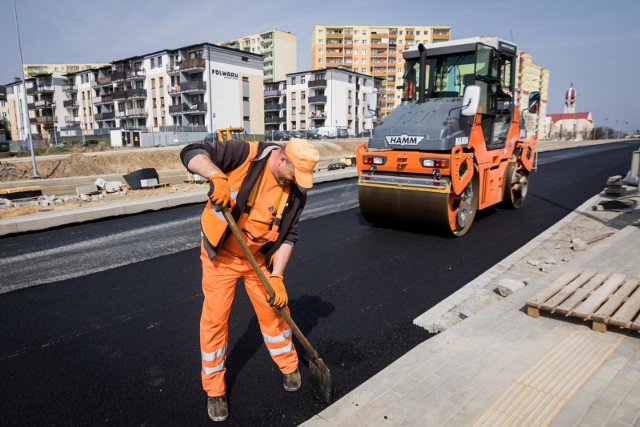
[471,331,623,427]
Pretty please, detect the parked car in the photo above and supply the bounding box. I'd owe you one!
[337,128,350,138]
[304,129,322,140]
[287,130,305,138]
[355,130,373,138]
[327,162,348,171]
[265,131,291,141]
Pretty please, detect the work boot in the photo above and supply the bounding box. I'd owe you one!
[283,367,301,391]
[207,395,228,422]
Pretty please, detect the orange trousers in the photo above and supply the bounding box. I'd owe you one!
[199,244,298,397]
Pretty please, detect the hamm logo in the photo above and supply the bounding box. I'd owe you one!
[385,135,424,146]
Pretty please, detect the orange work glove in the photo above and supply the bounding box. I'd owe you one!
[267,275,288,309]
[207,174,230,207]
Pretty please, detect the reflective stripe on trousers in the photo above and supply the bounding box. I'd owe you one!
[199,243,298,397]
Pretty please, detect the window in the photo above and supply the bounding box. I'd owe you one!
[416,31,421,35]
[151,78,156,89]
[159,77,163,88]
[354,58,359,64]
[292,77,297,85]
[318,39,324,44]
[362,30,367,35]
[319,29,324,35]
[348,76,353,83]
[319,58,323,63]
[301,91,306,99]
[150,58,155,68]
[318,48,324,53]
[362,49,366,54]
[157,56,163,66]
[301,76,306,83]
[291,92,296,100]
[160,97,165,107]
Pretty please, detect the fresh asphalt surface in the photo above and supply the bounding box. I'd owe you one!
[1,141,639,425]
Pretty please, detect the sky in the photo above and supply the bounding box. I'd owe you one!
[2,0,639,134]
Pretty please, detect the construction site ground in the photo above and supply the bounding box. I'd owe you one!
[0,138,365,219]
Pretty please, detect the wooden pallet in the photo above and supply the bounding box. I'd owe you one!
[527,269,640,333]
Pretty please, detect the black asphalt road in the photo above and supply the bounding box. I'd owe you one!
[1,141,638,425]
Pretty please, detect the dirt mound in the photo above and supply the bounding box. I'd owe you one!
[0,140,364,183]
[0,162,28,181]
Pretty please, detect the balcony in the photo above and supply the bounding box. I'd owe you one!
[127,88,147,99]
[112,90,127,100]
[308,79,327,88]
[118,108,147,118]
[36,116,54,126]
[179,58,206,72]
[179,80,207,93]
[265,117,284,124]
[130,69,146,80]
[265,103,281,111]
[168,104,183,115]
[309,111,326,119]
[166,64,180,74]
[183,102,207,114]
[34,99,53,109]
[65,116,80,125]
[95,112,115,121]
[36,84,54,93]
[94,94,113,105]
[308,95,327,104]
[63,84,77,93]
[93,76,112,88]
[112,70,130,82]
[63,99,78,108]
[27,86,37,95]
[264,89,281,97]
[326,50,343,58]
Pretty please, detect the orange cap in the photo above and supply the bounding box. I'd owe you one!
[284,138,320,188]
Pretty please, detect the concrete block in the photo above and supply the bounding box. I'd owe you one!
[105,181,123,192]
[140,178,159,187]
[496,279,525,297]
[572,238,588,251]
[95,178,107,189]
[76,184,98,196]
[607,175,623,185]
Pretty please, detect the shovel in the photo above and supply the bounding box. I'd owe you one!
[220,206,332,403]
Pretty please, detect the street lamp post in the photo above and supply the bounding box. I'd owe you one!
[616,119,619,139]
[12,0,38,178]
[604,117,608,139]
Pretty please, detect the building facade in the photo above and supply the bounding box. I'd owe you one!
[7,43,266,145]
[286,67,379,135]
[264,80,287,132]
[310,25,450,116]
[515,51,550,139]
[218,29,296,82]
[23,63,109,80]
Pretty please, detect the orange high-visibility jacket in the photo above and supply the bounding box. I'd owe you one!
[180,139,307,270]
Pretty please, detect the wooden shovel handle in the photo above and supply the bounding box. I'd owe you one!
[220,206,321,359]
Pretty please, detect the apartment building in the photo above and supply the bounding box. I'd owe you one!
[0,86,8,141]
[218,29,296,82]
[7,42,266,145]
[516,50,550,138]
[311,25,450,116]
[264,80,287,132]
[23,63,109,79]
[5,73,68,142]
[286,67,379,135]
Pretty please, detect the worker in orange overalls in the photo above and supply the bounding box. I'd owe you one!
[180,137,320,422]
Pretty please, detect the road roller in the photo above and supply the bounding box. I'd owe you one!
[356,37,540,236]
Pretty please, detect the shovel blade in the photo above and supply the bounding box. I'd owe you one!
[309,356,332,403]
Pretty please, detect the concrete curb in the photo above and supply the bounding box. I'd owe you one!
[412,193,602,332]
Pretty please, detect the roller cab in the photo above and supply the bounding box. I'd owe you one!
[357,37,539,236]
